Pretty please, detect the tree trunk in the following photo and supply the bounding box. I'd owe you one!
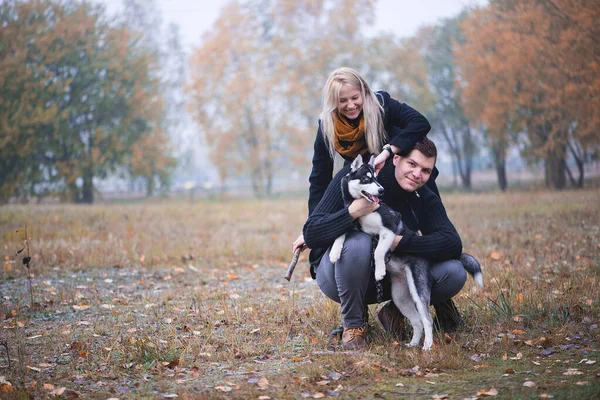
[491,142,508,191]
[567,141,585,188]
[545,148,566,190]
[81,171,94,204]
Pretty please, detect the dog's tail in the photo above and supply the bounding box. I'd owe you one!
[460,253,484,287]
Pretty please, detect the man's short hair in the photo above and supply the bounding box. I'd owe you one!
[410,137,437,159]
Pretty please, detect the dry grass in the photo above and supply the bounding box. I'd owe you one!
[1,190,599,399]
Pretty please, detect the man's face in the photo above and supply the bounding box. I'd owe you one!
[392,149,435,192]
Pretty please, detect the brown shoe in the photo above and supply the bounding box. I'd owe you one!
[342,325,368,350]
[377,301,407,340]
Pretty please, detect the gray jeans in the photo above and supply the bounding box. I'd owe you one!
[316,231,467,328]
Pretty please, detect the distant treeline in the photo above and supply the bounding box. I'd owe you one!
[2,0,598,203]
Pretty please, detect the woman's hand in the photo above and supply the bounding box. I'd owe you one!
[373,151,389,174]
[348,198,379,219]
[292,234,307,253]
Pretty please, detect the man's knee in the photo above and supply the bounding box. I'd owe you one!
[338,231,372,269]
[430,259,467,304]
[447,259,467,286]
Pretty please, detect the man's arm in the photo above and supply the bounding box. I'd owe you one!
[392,189,462,261]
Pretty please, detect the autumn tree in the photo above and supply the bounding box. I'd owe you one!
[456,0,600,189]
[0,0,59,201]
[415,17,481,190]
[118,0,178,196]
[188,0,377,197]
[0,0,172,203]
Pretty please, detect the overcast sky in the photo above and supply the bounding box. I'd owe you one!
[100,0,488,50]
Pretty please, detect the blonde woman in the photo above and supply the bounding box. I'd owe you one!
[293,67,437,254]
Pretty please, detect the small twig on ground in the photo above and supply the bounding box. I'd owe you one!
[0,341,10,368]
[15,224,34,308]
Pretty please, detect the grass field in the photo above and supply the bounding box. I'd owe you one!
[1,189,599,399]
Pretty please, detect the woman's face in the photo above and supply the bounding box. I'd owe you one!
[337,84,363,120]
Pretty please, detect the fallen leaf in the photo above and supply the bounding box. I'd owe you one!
[257,377,269,389]
[328,371,342,380]
[432,394,449,399]
[523,381,536,387]
[509,352,523,360]
[563,368,583,375]
[490,251,502,260]
[471,353,489,362]
[312,393,325,399]
[0,383,16,393]
[215,386,232,392]
[540,348,554,357]
[477,387,498,396]
[27,335,42,340]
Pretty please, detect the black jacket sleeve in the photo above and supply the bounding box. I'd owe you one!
[393,188,462,261]
[377,91,431,154]
[303,164,356,250]
[307,122,334,215]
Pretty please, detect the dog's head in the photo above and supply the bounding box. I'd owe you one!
[346,155,384,203]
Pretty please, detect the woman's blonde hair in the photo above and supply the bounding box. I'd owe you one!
[319,67,385,158]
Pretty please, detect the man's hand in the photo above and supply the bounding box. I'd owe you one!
[390,234,403,252]
[292,234,307,253]
[348,197,379,219]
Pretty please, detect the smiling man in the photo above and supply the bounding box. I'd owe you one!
[303,137,469,350]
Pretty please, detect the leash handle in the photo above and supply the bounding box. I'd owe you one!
[284,248,301,281]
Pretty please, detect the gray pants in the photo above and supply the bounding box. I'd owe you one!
[316,231,467,328]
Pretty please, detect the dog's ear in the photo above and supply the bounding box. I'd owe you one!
[350,155,363,172]
[368,154,375,167]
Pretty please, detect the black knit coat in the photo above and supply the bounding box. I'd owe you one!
[308,91,432,215]
[303,158,462,279]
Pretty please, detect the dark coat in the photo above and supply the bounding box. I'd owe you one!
[303,158,461,279]
[308,91,434,215]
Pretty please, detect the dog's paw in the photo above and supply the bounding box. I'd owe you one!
[329,250,341,263]
[422,341,433,351]
[374,269,386,281]
[405,342,419,348]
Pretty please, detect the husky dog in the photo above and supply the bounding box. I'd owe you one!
[329,154,483,350]
[329,155,402,281]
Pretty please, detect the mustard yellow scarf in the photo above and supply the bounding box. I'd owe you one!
[333,113,369,158]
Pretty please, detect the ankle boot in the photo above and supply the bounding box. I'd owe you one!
[342,325,367,350]
[376,301,407,340]
[433,299,463,333]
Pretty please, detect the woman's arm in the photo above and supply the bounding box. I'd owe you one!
[378,91,431,154]
[308,122,334,215]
